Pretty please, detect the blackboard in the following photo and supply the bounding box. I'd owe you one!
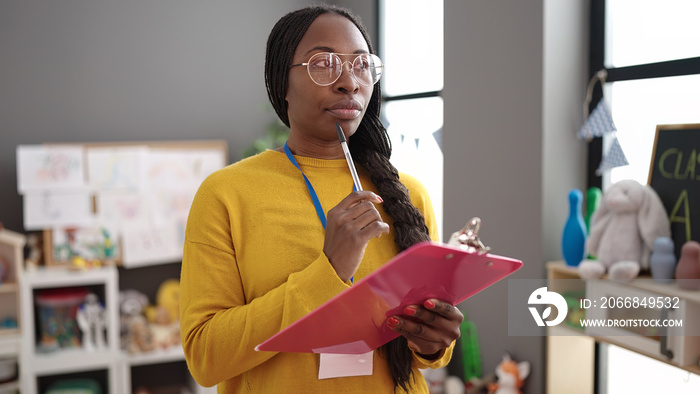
[647,124,700,259]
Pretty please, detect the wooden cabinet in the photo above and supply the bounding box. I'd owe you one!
[546,261,700,394]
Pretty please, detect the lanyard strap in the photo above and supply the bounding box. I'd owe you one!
[284,142,327,229]
[284,142,357,284]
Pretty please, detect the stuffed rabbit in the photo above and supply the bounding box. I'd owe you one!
[579,179,671,282]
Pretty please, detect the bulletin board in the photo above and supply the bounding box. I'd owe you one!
[647,123,700,259]
[16,140,228,268]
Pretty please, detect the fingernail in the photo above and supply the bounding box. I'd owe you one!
[376,194,384,202]
[424,300,435,309]
[404,306,416,316]
[387,317,399,327]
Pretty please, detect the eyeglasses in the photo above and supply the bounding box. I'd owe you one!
[290,52,384,87]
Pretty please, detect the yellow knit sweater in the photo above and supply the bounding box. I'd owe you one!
[180,149,453,393]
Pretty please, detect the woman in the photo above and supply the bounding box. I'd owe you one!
[180,5,463,393]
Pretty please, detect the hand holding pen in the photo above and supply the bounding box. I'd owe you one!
[322,123,388,282]
[323,190,388,282]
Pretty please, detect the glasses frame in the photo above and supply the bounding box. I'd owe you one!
[290,52,384,87]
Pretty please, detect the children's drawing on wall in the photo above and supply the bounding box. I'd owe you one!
[87,147,148,191]
[146,149,224,192]
[23,191,93,230]
[16,143,226,267]
[16,145,85,192]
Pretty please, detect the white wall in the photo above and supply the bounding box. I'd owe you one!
[444,1,588,392]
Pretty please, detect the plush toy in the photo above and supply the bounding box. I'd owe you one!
[149,305,181,349]
[145,279,180,323]
[120,289,154,354]
[487,354,530,394]
[146,279,181,349]
[580,179,670,282]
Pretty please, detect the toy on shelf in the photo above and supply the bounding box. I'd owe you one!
[50,226,118,267]
[486,354,530,394]
[580,179,670,282]
[120,289,154,354]
[649,236,676,284]
[149,305,180,350]
[36,287,88,352]
[76,292,107,351]
[561,189,587,267]
[121,280,183,353]
[146,279,181,349]
[0,317,18,330]
[584,187,602,233]
[24,231,43,269]
[675,240,700,290]
[460,314,482,385]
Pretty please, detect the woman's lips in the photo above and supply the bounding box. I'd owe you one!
[327,100,363,119]
[327,108,362,119]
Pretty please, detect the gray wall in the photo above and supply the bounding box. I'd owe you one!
[0,0,325,232]
[444,0,588,393]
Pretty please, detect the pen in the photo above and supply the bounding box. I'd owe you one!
[335,122,363,191]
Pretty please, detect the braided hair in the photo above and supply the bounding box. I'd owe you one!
[265,5,432,392]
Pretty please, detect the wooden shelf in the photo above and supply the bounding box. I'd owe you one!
[546,260,700,386]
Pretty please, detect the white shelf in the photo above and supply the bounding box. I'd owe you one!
[17,265,211,393]
[22,265,118,288]
[19,265,122,393]
[125,346,186,367]
[26,348,118,375]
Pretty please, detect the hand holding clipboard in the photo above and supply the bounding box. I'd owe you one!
[256,218,523,354]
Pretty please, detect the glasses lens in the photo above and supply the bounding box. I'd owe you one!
[352,54,383,86]
[307,53,342,86]
[305,53,384,86]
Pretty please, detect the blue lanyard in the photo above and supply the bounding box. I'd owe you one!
[284,142,327,229]
[283,142,357,283]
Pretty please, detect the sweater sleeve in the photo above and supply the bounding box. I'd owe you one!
[179,176,348,387]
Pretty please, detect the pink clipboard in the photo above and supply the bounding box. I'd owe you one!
[255,241,522,354]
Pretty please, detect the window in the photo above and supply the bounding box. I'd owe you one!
[379,0,444,238]
[590,0,700,188]
[591,2,700,391]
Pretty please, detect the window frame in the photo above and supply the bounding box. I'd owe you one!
[587,0,700,189]
[375,0,443,104]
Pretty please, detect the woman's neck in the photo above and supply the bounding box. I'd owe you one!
[284,132,345,160]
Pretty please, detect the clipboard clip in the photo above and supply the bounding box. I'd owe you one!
[451,217,491,255]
